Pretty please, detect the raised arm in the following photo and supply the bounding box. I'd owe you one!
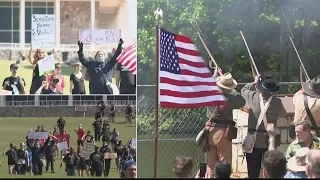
[77,41,89,68]
[104,39,124,73]
[35,81,47,95]
[27,47,35,65]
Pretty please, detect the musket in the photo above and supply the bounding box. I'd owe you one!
[194,22,219,69]
[240,30,260,77]
[281,9,310,82]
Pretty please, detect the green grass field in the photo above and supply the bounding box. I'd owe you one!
[0,60,117,95]
[137,139,204,178]
[0,117,136,178]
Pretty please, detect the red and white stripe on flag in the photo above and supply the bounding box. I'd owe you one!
[159,28,226,108]
[116,44,137,75]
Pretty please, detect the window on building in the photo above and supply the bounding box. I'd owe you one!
[0,2,18,43]
[25,2,54,43]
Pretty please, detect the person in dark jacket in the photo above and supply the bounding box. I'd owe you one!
[30,142,45,175]
[97,100,106,117]
[77,39,124,94]
[61,147,79,176]
[3,143,17,175]
[100,142,112,177]
[125,105,133,123]
[44,136,56,173]
[89,146,104,177]
[57,115,66,134]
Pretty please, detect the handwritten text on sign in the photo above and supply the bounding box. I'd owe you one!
[79,29,121,44]
[82,143,96,159]
[31,14,55,49]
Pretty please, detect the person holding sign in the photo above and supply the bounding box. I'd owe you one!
[27,47,54,94]
[77,38,124,94]
[2,63,26,95]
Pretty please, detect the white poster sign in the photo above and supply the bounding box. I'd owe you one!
[57,141,68,151]
[38,54,55,76]
[82,143,96,159]
[132,138,136,149]
[31,14,55,49]
[27,132,48,139]
[79,29,121,44]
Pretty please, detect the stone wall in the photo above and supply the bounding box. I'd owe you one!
[0,105,136,117]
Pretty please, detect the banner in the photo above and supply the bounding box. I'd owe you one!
[38,54,55,76]
[31,14,55,49]
[82,143,96,159]
[79,29,121,44]
[57,141,68,151]
[28,132,48,139]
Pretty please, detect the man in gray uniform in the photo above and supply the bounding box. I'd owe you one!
[241,75,286,178]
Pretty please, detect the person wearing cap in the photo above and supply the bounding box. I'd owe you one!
[77,38,124,94]
[3,143,18,175]
[89,146,104,177]
[16,142,29,175]
[2,63,26,95]
[28,47,53,94]
[35,75,62,95]
[241,75,286,179]
[47,63,65,93]
[205,70,245,177]
[100,142,112,177]
[292,77,320,138]
[121,160,136,178]
[75,124,86,147]
[284,147,309,178]
[285,121,320,160]
[70,62,86,94]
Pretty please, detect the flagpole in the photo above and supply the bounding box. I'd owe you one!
[154,7,162,179]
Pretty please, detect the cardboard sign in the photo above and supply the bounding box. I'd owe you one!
[82,143,95,159]
[79,29,121,44]
[31,14,55,49]
[38,54,55,76]
[104,153,118,159]
[53,134,70,151]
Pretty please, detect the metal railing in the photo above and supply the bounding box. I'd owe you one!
[0,94,136,107]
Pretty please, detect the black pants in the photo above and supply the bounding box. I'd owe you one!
[104,159,111,177]
[95,132,101,142]
[246,148,268,178]
[91,167,102,177]
[16,164,27,175]
[46,154,55,172]
[33,163,43,175]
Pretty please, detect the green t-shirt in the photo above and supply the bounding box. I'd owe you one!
[285,135,320,161]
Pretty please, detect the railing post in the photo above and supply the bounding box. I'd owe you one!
[68,95,73,106]
[35,95,39,107]
[0,95,5,107]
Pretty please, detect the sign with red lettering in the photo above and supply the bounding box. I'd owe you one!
[79,29,121,44]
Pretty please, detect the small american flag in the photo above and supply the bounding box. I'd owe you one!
[159,28,226,108]
[116,44,137,75]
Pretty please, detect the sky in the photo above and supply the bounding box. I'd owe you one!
[126,0,137,41]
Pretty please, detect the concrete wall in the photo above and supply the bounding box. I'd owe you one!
[0,105,136,117]
[231,109,294,174]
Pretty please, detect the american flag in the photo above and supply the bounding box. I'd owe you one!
[159,28,226,108]
[116,44,137,75]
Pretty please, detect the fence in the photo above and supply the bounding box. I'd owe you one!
[0,94,136,107]
[136,82,301,178]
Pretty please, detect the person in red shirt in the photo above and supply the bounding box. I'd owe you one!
[75,124,86,147]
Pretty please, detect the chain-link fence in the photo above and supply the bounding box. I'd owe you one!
[136,82,301,178]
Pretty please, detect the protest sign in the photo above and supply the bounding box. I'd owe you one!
[104,153,117,159]
[82,143,96,159]
[79,29,121,44]
[57,141,68,151]
[132,138,137,149]
[38,54,55,76]
[27,132,48,139]
[31,14,55,49]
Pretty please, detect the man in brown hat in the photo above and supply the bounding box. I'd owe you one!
[206,71,245,178]
[292,77,320,137]
[241,75,286,178]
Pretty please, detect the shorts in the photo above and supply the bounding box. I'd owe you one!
[78,163,87,171]
[77,140,84,146]
[8,165,15,174]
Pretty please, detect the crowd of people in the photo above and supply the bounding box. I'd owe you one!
[2,38,136,95]
[2,101,136,178]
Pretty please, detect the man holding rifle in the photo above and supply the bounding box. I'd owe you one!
[206,68,246,178]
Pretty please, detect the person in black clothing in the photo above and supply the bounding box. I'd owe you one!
[44,136,56,173]
[2,63,26,95]
[89,146,104,177]
[114,139,125,171]
[116,63,136,94]
[35,76,63,95]
[35,126,41,132]
[3,143,17,175]
[40,125,47,132]
[97,100,106,117]
[110,103,116,122]
[61,147,79,176]
[70,62,86,94]
[16,142,29,175]
[92,118,102,142]
[28,48,53,94]
[30,142,45,175]
[84,131,95,144]
[100,142,112,177]
[125,104,133,123]
[101,121,111,145]
[77,152,87,177]
[57,115,66,134]
[77,38,124,94]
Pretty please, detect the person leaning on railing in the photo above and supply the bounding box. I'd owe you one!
[27,43,55,94]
